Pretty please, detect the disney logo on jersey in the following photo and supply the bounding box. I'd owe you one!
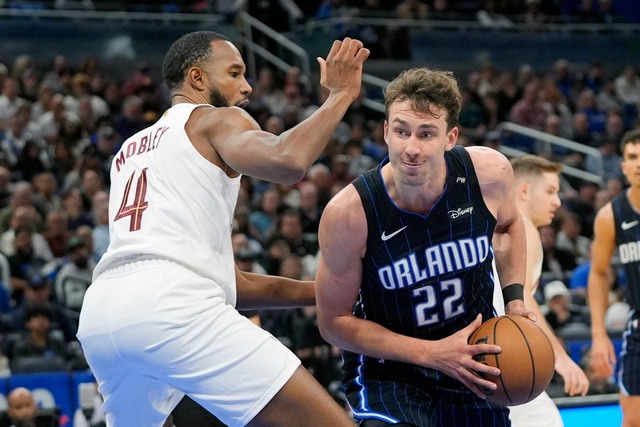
[448,205,473,221]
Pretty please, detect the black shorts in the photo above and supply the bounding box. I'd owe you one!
[619,309,640,396]
[344,362,510,427]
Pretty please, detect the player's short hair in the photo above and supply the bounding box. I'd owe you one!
[510,154,563,179]
[162,31,230,92]
[383,68,462,131]
[620,129,640,155]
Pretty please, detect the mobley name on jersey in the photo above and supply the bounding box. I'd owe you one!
[114,125,171,173]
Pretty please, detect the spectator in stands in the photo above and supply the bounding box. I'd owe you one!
[113,95,146,141]
[509,79,548,131]
[0,167,12,209]
[476,0,514,28]
[523,0,548,27]
[63,72,109,122]
[276,208,318,257]
[54,235,95,324]
[7,224,55,305]
[596,80,620,114]
[540,223,578,284]
[570,111,597,147]
[31,172,61,218]
[60,187,93,232]
[614,65,640,122]
[575,88,607,136]
[0,77,27,130]
[494,70,520,122]
[543,280,589,332]
[78,169,104,213]
[0,387,52,427]
[80,125,119,185]
[563,179,599,238]
[0,206,53,261]
[10,305,68,363]
[583,135,623,184]
[555,210,591,264]
[541,85,573,140]
[297,181,322,234]
[361,121,387,163]
[0,181,41,233]
[458,87,488,145]
[36,93,80,146]
[41,210,71,260]
[0,104,41,171]
[305,162,333,209]
[232,232,266,275]
[343,138,375,178]
[9,267,76,343]
[248,187,280,244]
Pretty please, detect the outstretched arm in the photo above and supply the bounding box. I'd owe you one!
[205,38,370,184]
[235,265,315,310]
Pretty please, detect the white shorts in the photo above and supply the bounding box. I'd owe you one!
[77,259,300,427]
[508,391,563,427]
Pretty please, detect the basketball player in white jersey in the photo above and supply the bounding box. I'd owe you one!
[76,31,369,427]
[493,155,589,427]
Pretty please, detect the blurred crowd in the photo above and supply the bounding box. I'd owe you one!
[1,0,638,25]
[0,1,636,400]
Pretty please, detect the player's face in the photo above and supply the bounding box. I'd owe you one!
[384,100,457,187]
[621,142,640,187]
[525,171,561,227]
[204,40,252,108]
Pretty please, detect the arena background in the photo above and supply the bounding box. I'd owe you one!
[0,1,636,425]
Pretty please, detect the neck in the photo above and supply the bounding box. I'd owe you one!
[171,93,203,105]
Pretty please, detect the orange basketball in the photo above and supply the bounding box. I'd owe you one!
[467,315,555,406]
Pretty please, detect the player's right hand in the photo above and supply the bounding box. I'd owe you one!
[317,37,370,102]
[429,314,502,400]
[590,335,616,379]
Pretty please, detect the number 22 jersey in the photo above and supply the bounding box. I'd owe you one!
[345,146,498,380]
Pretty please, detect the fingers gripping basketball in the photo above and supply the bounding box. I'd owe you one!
[468,315,555,406]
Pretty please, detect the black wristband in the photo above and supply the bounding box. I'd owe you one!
[502,283,524,305]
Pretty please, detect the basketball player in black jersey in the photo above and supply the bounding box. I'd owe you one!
[589,129,640,426]
[315,68,535,427]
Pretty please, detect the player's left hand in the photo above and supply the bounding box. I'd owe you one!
[504,300,537,322]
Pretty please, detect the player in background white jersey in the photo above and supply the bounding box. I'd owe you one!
[493,154,589,427]
[77,31,369,427]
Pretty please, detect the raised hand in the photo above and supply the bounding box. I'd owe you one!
[317,37,370,103]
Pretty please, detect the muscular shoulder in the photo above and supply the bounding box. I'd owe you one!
[593,201,615,236]
[465,146,511,184]
[188,106,259,145]
[319,184,367,256]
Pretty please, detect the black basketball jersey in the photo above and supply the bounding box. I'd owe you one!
[611,192,640,311]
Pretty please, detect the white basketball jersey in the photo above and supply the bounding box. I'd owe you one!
[493,218,543,314]
[94,103,241,305]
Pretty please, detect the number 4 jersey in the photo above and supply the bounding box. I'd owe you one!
[93,104,241,305]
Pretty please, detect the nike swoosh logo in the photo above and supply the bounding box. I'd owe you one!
[381,226,407,241]
[622,220,639,230]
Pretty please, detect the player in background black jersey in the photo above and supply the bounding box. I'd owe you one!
[314,67,534,427]
[589,129,640,427]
